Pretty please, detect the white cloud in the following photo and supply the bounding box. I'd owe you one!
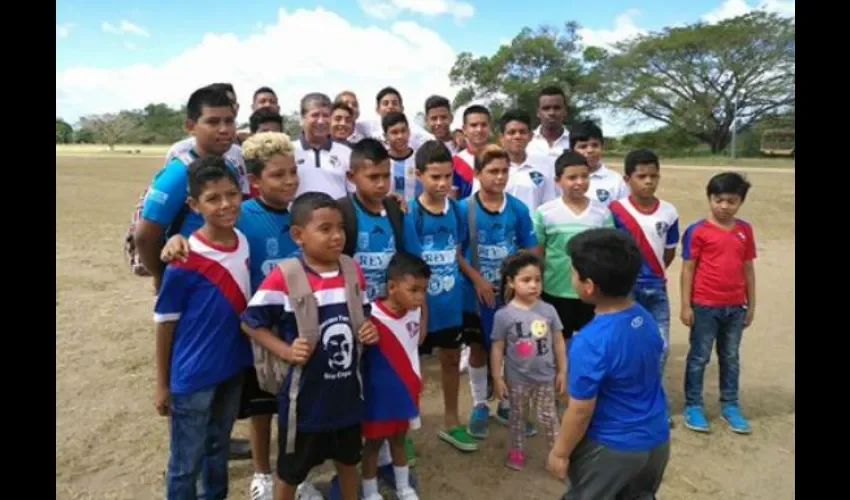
[56,23,74,38]
[578,9,646,51]
[56,7,458,126]
[358,0,474,22]
[702,0,795,23]
[102,20,150,37]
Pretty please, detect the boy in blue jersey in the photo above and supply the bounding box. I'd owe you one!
[135,85,240,294]
[241,192,379,500]
[153,156,253,500]
[406,140,479,452]
[459,144,538,440]
[382,112,420,202]
[547,228,670,499]
[159,132,303,500]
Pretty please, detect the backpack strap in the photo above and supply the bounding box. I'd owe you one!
[165,150,200,238]
[467,195,479,272]
[382,196,405,253]
[277,258,319,455]
[338,254,367,400]
[337,195,358,257]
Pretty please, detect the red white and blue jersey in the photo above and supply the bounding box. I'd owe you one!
[153,230,253,395]
[681,218,756,307]
[240,260,371,431]
[362,300,422,422]
[452,149,475,200]
[610,197,680,288]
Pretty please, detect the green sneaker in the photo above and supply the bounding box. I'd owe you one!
[437,425,479,451]
[404,436,416,467]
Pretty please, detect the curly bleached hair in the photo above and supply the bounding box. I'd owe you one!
[241,131,294,176]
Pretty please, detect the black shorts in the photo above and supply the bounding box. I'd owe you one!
[422,326,464,350]
[276,423,362,486]
[542,293,595,340]
[237,367,277,419]
[462,312,486,347]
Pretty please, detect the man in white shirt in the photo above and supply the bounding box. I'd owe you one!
[569,120,629,206]
[359,86,434,150]
[293,92,353,199]
[526,86,571,159]
[423,95,457,154]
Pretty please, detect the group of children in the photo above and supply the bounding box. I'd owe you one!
[141,83,758,500]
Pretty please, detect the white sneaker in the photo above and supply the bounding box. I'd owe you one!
[362,493,383,500]
[397,486,420,500]
[250,473,273,500]
[295,482,324,500]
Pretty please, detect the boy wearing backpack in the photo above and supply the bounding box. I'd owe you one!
[240,192,379,500]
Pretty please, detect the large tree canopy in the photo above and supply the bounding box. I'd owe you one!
[587,11,794,152]
[449,23,599,131]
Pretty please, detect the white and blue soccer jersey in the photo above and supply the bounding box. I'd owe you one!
[293,135,353,199]
[165,138,250,195]
[471,154,557,213]
[610,197,680,289]
[351,198,422,301]
[405,198,467,333]
[237,198,301,294]
[141,151,245,237]
[461,194,537,347]
[389,150,421,202]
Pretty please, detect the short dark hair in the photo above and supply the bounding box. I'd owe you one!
[414,140,453,172]
[290,192,341,228]
[499,251,543,303]
[210,82,236,95]
[331,102,353,116]
[498,109,531,134]
[382,111,408,133]
[537,85,566,105]
[463,105,490,125]
[624,149,660,176]
[253,86,276,99]
[187,156,239,199]
[386,251,432,282]
[567,228,641,298]
[249,108,283,133]
[350,138,390,169]
[424,95,451,114]
[706,172,751,201]
[569,120,604,149]
[186,86,233,121]
[554,150,588,179]
[300,92,331,116]
[376,86,402,105]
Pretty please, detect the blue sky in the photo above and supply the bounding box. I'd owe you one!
[56,0,795,136]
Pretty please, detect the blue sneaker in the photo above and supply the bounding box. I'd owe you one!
[683,405,710,433]
[467,403,490,439]
[377,463,419,492]
[721,403,752,434]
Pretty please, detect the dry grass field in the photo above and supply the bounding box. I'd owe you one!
[56,154,795,500]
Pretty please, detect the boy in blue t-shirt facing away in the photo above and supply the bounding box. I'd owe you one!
[406,140,479,453]
[547,228,670,499]
[153,156,253,499]
[240,192,379,500]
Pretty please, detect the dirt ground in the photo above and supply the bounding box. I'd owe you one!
[56,155,795,500]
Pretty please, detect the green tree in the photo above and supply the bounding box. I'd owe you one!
[77,113,139,150]
[588,11,795,153]
[56,118,73,144]
[282,111,302,138]
[449,23,599,134]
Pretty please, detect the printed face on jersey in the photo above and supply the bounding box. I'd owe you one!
[627,163,660,200]
[572,138,602,168]
[302,102,330,140]
[476,158,509,194]
[426,105,452,140]
[188,105,236,156]
[463,112,490,149]
[253,91,280,114]
[509,263,542,302]
[389,275,428,310]
[537,94,566,130]
[417,161,453,200]
[377,92,402,116]
[557,166,590,199]
[350,159,391,204]
[322,321,354,373]
[331,107,354,141]
[386,122,411,154]
[292,207,345,265]
[189,177,242,229]
[500,119,531,154]
[709,193,743,223]
[251,153,298,208]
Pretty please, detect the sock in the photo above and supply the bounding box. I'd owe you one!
[394,465,410,490]
[362,478,379,497]
[498,398,511,410]
[469,365,488,407]
[377,440,393,467]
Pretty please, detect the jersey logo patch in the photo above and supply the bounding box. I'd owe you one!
[596,189,610,202]
[529,171,544,186]
[266,238,279,257]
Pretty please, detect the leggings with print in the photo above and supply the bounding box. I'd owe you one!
[508,381,558,452]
